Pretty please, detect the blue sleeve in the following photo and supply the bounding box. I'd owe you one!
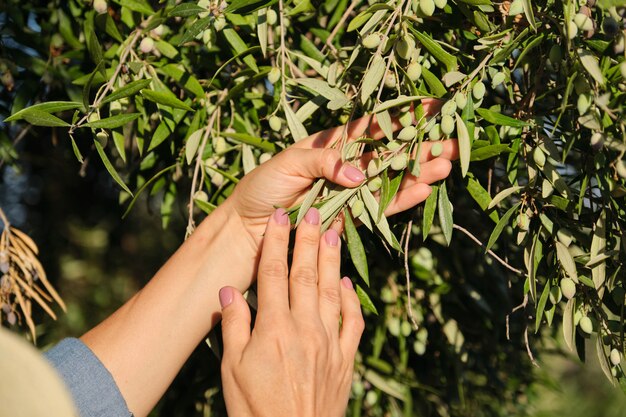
[44,338,133,417]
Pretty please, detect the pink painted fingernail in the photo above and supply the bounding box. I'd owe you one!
[325,229,339,246]
[304,208,320,225]
[341,277,354,290]
[273,208,289,225]
[343,165,365,183]
[219,287,234,308]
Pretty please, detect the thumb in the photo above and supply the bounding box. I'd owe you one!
[219,286,251,359]
[277,148,365,188]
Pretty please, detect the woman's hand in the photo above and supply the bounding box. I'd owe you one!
[225,99,459,252]
[219,207,363,417]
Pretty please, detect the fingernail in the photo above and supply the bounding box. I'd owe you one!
[325,229,339,246]
[304,207,320,225]
[273,208,289,225]
[219,287,234,308]
[341,277,354,290]
[343,165,365,183]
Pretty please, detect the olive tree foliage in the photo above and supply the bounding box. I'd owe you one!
[2,0,626,414]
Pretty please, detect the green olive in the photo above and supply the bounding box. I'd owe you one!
[399,111,413,127]
[441,100,457,116]
[397,126,417,142]
[269,115,282,131]
[362,33,381,49]
[267,9,278,25]
[268,67,281,84]
[406,62,422,82]
[351,199,365,217]
[95,131,108,148]
[420,0,436,17]
[455,93,468,110]
[428,123,442,141]
[611,348,622,366]
[533,147,546,168]
[440,114,455,136]
[368,176,383,192]
[579,316,593,334]
[430,142,443,157]
[472,82,486,100]
[390,154,408,171]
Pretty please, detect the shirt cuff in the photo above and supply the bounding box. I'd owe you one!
[45,338,132,417]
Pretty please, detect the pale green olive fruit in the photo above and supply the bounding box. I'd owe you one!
[95,131,108,148]
[406,62,422,82]
[516,213,530,231]
[214,15,226,32]
[193,190,209,202]
[560,278,577,300]
[441,100,457,116]
[384,72,397,89]
[367,158,382,177]
[577,93,592,115]
[395,35,415,60]
[351,199,365,217]
[397,126,417,141]
[269,115,282,131]
[363,33,382,49]
[94,0,108,14]
[390,154,408,171]
[579,316,593,334]
[368,176,383,192]
[440,114,455,136]
[611,348,622,366]
[472,82,486,100]
[420,0,436,17]
[455,93,468,110]
[399,111,413,127]
[267,9,278,25]
[434,0,447,8]
[268,67,281,84]
[139,37,155,54]
[428,123,442,141]
[549,286,562,304]
[533,147,546,168]
[430,142,443,157]
[620,61,626,80]
[574,13,594,32]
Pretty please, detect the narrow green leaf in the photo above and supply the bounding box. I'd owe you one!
[438,181,453,246]
[596,332,615,384]
[521,0,537,31]
[185,128,204,165]
[476,108,528,127]
[112,131,126,163]
[379,171,404,221]
[295,179,326,226]
[113,0,154,15]
[22,110,70,127]
[456,113,471,177]
[361,187,401,251]
[84,17,104,69]
[555,241,579,283]
[223,28,259,73]
[225,0,278,14]
[6,102,82,122]
[579,49,605,86]
[361,54,386,104]
[423,184,438,240]
[376,110,394,141]
[563,297,576,351]
[69,136,84,163]
[93,139,133,195]
[283,100,308,141]
[257,8,268,57]
[374,95,427,113]
[85,113,140,129]
[295,78,348,103]
[141,89,193,111]
[179,16,213,45]
[356,284,378,314]
[470,144,512,161]
[122,165,176,218]
[535,282,551,331]
[411,30,457,72]
[169,3,207,17]
[466,177,499,223]
[488,185,524,209]
[486,202,521,251]
[344,210,369,286]
[421,67,447,98]
[347,11,372,32]
[222,132,276,152]
[101,79,152,106]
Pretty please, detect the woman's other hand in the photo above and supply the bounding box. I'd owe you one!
[219,208,363,417]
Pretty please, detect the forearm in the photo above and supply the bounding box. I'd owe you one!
[80,201,258,417]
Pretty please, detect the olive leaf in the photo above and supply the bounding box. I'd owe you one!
[361,54,386,104]
[344,209,369,286]
[437,181,453,246]
[295,178,326,226]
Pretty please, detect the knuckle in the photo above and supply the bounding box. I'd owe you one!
[319,148,341,171]
[259,259,289,280]
[291,266,318,286]
[319,286,342,308]
[297,230,320,246]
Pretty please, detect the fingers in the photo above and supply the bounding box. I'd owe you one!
[383,183,433,216]
[404,158,453,186]
[416,139,460,162]
[274,147,366,188]
[289,208,322,316]
[338,278,365,358]
[256,208,291,318]
[220,286,251,359]
[317,229,342,334]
